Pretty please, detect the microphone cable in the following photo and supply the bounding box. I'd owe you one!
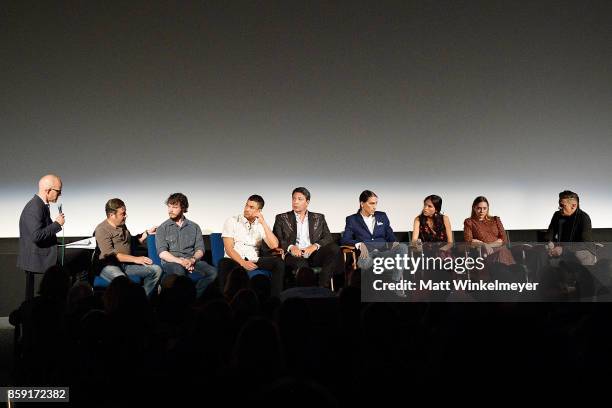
[59,203,65,265]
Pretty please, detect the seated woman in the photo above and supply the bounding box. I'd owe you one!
[411,195,454,286]
[411,194,453,247]
[463,196,515,265]
[410,195,453,286]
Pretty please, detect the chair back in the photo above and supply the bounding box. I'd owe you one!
[209,233,225,267]
[146,234,162,266]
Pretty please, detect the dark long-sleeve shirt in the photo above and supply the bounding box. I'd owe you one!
[545,209,593,243]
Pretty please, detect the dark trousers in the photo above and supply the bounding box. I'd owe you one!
[218,256,285,297]
[284,243,343,288]
[24,270,43,301]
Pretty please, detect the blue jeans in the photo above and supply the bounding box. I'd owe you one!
[100,264,162,297]
[161,261,218,298]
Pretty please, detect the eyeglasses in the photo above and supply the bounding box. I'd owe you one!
[50,188,62,194]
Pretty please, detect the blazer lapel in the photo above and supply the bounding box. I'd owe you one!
[372,213,382,237]
[308,212,316,243]
[37,196,52,225]
[356,214,372,238]
[288,211,297,244]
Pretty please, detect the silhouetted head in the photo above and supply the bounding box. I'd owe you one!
[38,265,70,301]
[295,267,316,287]
[224,266,250,301]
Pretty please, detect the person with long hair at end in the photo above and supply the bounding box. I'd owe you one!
[463,196,515,265]
[411,195,453,250]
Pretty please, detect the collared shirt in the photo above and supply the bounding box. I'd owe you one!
[222,214,266,261]
[294,211,311,249]
[156,217,205,259]
[361,213,375,235]
[95,219,132,259]
[355,213,378,250]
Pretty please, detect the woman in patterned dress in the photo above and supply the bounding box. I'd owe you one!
[410,195,454,298]
[411,194,453,246]
[411,194,454,272]
[463,196,515,265]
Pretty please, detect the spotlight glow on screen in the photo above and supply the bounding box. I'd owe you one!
[1,1,611,237]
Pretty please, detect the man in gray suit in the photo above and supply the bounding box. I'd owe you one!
[17,174,65,300]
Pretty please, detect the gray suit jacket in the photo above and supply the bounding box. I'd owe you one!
[17,195,62,272]
[272,211,334,252]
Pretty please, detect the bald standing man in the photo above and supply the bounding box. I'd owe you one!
[17,174,65,300]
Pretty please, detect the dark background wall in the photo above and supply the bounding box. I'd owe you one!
[1,3,610,234]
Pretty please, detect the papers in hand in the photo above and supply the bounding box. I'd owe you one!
[59,237,97,249]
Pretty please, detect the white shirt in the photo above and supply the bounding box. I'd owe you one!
[294,211,311,249]
[355,212,376,250]
[222,214,266,261]
[361,213,375,235]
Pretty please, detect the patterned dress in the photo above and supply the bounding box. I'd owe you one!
[463,216,515,265]
[418,215,452,260]
[418,215,448,243]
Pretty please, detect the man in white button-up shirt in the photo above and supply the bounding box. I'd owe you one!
[219,195,285,296]
[273,187,343,288]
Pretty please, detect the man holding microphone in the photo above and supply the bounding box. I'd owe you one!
[17,174,65,300]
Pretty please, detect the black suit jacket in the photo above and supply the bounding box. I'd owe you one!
[272,211,334,252]
[17,195,62,272]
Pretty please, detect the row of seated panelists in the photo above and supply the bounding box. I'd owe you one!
[95,230,604,289]
[148,232,273,280]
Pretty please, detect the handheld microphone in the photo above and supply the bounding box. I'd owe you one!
[58,203,65,265]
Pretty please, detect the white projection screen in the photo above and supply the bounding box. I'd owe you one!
[2,1,611,238]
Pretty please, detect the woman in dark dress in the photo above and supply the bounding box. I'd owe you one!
[411,195,453,245]
[410,196,454,299]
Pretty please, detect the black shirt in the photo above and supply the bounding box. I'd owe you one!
[546,209,593,243]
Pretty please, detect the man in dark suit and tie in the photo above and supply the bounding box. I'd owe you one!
[273,187,343,288]
[341,190,407,295]
[17,174,65,300]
